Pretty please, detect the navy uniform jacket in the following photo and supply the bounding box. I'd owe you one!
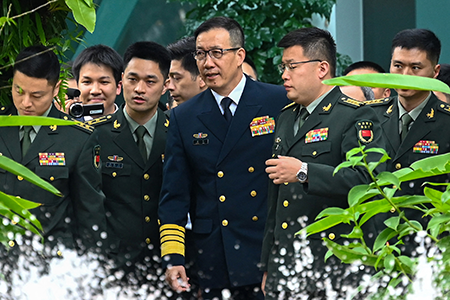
[260,87,385,295]
[367,94,450,195]
[0,104,106,250]
[87,107,168,270]
[158,76,289,289]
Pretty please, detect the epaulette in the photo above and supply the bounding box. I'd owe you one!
[364,97,392,106]
[339,96,361,108]
[73,121,94,133]
[281,101,296,111]
[86,115,114,127]
[438,102,450,115]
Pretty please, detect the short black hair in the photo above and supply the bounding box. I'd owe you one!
[72,44,123,85]
[391,28,441,65]
[194,16,245,48]
[14,45,60,86]
[244,55,258,79]
[437,63,450,87]
[123,41,171,79]
[278,27,337,77]
[343,60,386,76]
[167,36,199,78]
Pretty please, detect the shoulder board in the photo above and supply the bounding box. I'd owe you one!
[86,115,115,126]
[73,121,94,133]
[339,96,361,108]
[281,102,296,111]
[437,102,450,115]
[364,97,392,106]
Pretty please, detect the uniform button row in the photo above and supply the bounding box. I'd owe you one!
[217,167,255,178]
[221,217,259,227]
[219,191,257,202]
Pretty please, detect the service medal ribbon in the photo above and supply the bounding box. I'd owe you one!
[305,128,328,143]
[250,116,275,137]
[39,152,66,166]
[413,140,439,154]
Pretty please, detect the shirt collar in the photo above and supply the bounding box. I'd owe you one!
[302,86,335,114]
[123,106,158,137]
[397,92,431,121]
[19,104,52,133]
[211,74,246,107]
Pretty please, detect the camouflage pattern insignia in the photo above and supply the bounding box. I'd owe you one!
[427,108,435,119]
[438,103,450,115]
[74,121,94,133]
[282,102,296,111]
[356,120,374,144]
[165,119,169,127]
[93,145,101,169]
[340,97,361,108]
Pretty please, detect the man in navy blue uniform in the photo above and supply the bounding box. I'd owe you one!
[158,16,289,300]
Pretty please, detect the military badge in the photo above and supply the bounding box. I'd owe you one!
[113,120,121,129]
[39,153,65,166]
[250,116,275,137]
[193,132,209,145]
[108,155,124,162]
[49,125,57,131]
[165,119,169,127]
[93,145,101,169]
[105,162,123,168]
[413,140,438,154]
[305,128,328,143]
[356,120,374,144]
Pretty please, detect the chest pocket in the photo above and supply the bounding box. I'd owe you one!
[301,141,331,158]
[102,162,131,178]
[34,166,69,182]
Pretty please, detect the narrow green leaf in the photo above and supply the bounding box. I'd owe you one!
[0,116,76,126]
[384,253,395,272]
[297,215,351,237]
[316,207,349,219]
[373,228,396,252]
[341,226,363,239]
[376,172,400,188]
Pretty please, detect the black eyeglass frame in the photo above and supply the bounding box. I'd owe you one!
[277,59,322,73]
[193,47,241,60]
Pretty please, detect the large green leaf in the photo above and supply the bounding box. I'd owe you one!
[0,191,43,234]
[0,116,76,126]
[323,238,379,267]
[65,0,96,33]
[297,214,352,237]
[0,156,62,196]
[323,73,450,94]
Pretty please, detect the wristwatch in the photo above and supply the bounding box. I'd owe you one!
[296,163,308,183]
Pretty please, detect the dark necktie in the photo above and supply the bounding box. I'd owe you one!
[221,97,233,124]
[294,107,309,136]
[400,113,413,141]
[136,125,147,162]
[22,126,33,158]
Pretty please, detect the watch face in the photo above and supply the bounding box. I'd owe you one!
[297,172,307,182]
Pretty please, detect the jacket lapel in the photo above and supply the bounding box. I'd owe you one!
[381,102,401,155]
[197,91,229,143]
[146,109,167,170]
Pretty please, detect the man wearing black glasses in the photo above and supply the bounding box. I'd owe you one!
[261,27,385,299]
[159,16,289,300]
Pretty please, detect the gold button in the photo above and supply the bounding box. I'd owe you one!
[284,182,288,185]
[57,250,63,257]
[0,153,2,156]
[252,216,258,221]
[250,190,257,197]
[217,171,224,178]
[219,195,226,202]
[329,233,336,240]
[222,220,228,226]
[16,196,21,198]
[8,241,15,247]
[395,163,401,170]
[312,151,317,156]
[144,174,150,180]
[145,216,150,222]
[112,172,117,177]
[158,219,161,225]
[17,176,23,181]
[144,195,150,201]
[282,222,288,229]
[248,167,254,173]
[272,154,275,157]
[49,176,55,181]
[283,200,289,207]
[1,107,5,111]
[145,238,150,244]
[107,115,112,119]
[63,116,68,120]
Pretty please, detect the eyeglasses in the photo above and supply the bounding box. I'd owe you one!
[277,59,322,73]
[193,48,241,61]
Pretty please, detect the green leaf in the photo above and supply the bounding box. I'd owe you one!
[373,227,396,252]
[376,172,400,188]
[428,214,450,237]
[341,226,363,239]
[0,156,62,197]
[384,216,400,230]
[333,161,353,175]
[424,186,443,203]
[65,0,96,33]
[297,214,351,237]
[323,73,450,94]
[316,207,349,219]
[0,116,76,126]
[347,184,369,207]
[384,253,395,272]
[322,238,379,267]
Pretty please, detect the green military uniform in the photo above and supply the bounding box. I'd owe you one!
[87,106,168,279]
[260,87,385,299]
[0,104,106,251]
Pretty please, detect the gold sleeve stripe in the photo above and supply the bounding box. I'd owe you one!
[160,224,186,233]
[161,229,185,238]
[161,235,184,243]
[161,240,185,257]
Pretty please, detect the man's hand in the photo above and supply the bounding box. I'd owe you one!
[261,271,268,296]
[265,155,303,184]
[165,265,191,293]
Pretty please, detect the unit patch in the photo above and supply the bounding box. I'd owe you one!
[250,116,275,137]
[356,120,374,144]
[413,140,438,154]
[39,153,65,166]
[305,128,328,143]
[94,145,101,169]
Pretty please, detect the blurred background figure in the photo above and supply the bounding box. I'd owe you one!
[242,56,258,81]
[434,63,450,103]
